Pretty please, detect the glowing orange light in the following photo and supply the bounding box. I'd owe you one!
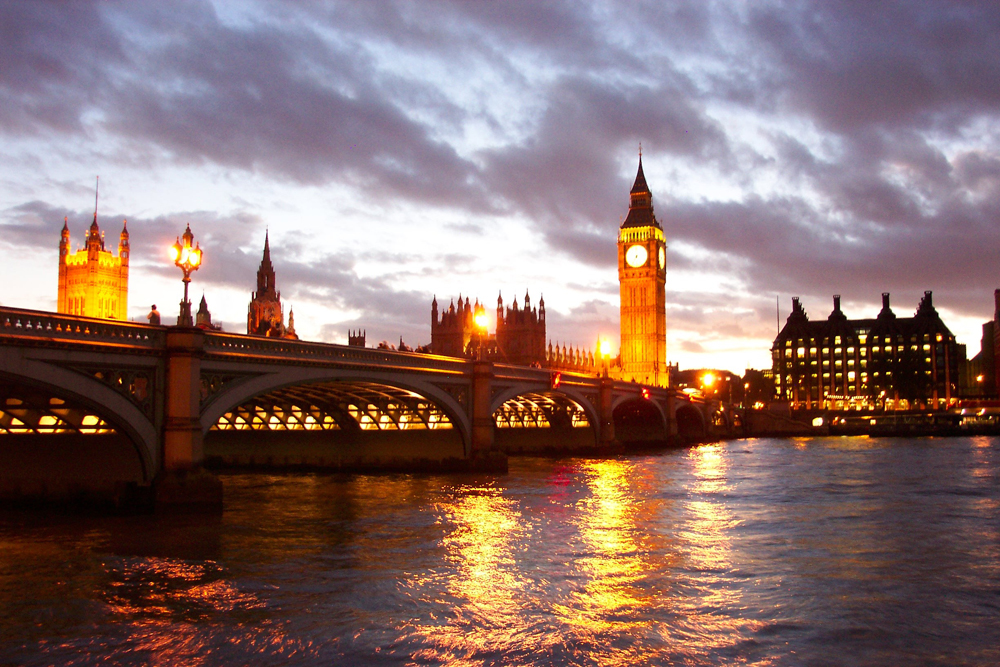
[702,373,716,388]
[641,387,650,400]
[474,312,488,330]
[550,372,561,389]
[599,338,611,358]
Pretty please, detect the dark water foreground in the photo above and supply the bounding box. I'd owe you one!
[1,436,998,666]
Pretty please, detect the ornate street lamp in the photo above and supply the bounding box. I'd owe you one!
[169,224,203,326]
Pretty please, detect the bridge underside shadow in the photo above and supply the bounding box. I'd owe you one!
[613,398,669,445]
[675,403,708,443]
[0,379,147,504]
[203,380,468,471]
[493,391,598,454]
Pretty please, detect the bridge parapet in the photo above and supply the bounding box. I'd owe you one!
[0,307,164,349]
[203,330,469,374]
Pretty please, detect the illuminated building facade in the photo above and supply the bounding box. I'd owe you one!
[57,213,129,320]
[772,292,962,410]
[618,156,667,386]
[247,233,297,339]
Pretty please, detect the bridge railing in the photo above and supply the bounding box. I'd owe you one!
[202,330,471,374]
[0,306,165,349]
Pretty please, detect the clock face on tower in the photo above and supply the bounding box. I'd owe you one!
[658,247,665,269]
[625,244,648,268]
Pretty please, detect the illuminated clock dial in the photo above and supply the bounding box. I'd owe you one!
[658,247,665,269]
[625,244,648,268]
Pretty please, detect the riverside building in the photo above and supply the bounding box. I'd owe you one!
[772,292,962,410]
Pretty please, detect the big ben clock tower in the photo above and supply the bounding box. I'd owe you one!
[618,154,667,386]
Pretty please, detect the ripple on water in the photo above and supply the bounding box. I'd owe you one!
[0,437,999,665]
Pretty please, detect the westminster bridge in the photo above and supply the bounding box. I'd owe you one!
[0,307,730,507]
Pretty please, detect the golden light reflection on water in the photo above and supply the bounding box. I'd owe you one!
[88,556,316,665]
[560,459,649,637]
[408,484,529,665]
[673,443,761,655]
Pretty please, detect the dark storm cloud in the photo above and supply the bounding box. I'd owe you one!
[0,1,487,208]
[480,74,729,266]
[748,1,1000,134]
[0,2,125,134]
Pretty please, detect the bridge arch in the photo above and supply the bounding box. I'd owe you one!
[200,367,472,459]
[675,403,707,442]
[0,353,158,484]
[488,384,601,452]
[611,395,669,443]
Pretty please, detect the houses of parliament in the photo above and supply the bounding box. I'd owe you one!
[54,159,671,386]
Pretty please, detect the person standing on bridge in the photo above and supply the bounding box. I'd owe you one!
[147,304,161,325]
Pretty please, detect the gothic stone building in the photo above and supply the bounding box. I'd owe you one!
[247,233,297,339]
[772,292,961,410]
[57,212,129,320]
[430,291,546,366]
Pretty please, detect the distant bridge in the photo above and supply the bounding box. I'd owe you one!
[0,307,732,506]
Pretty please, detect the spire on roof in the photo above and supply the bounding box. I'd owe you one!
[621,153,660,230]
[630,152,649,195]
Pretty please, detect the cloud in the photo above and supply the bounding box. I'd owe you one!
[3,0,1000,369]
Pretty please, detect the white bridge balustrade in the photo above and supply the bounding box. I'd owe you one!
[0,306,720,508]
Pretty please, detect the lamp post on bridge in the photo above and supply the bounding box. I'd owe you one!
[169,224,203,327]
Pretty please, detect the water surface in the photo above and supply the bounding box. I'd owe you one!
[1,436,998,665]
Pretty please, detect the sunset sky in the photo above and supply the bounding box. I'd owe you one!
[2,1,999,373]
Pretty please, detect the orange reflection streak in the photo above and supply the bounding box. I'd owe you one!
[548,459,675,666]
[90,557,315,665]
[407,484,529,665]
[562,460,644,632]
[670,444,760,655]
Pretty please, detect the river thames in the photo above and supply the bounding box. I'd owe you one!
[1,435,998,666]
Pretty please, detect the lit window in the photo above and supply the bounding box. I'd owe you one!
[848,371,856,381]
[797,347,805,358]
